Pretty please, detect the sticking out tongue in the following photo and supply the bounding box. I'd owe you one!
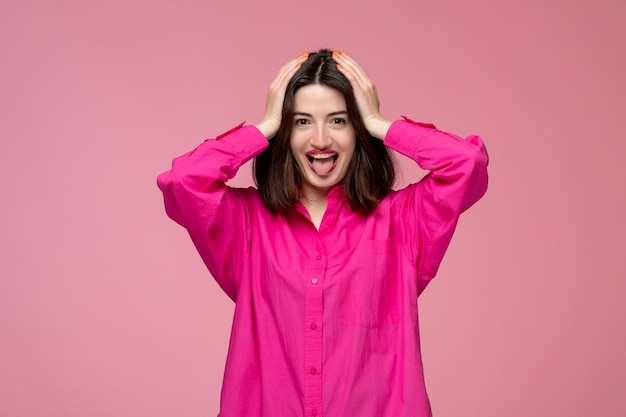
[311,157,335,175]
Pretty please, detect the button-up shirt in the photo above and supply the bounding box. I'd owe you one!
[157,117,488,416]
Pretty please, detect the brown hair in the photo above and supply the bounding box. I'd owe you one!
[253,49,395,212]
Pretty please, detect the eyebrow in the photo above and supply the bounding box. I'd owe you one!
[293,111,348,117]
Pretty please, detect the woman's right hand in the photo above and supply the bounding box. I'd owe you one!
[255,52,309,139]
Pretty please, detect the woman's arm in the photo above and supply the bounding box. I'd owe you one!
[333,51,488,294]
[156,53,308,300]
[385,118,488,294]
[156,124,268,300]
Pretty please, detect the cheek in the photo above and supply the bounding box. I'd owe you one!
[289,132,305,153]
[344,150,356,168]
[342,132,357,155]
[343,136,357,165]
[288,139,305,169]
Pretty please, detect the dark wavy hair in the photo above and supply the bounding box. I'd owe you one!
[253,49,395,212]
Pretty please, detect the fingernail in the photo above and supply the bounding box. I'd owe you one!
[296,63,302,69]
[332,51,340,58]
[336,63,343,69]
[300,52,309,58]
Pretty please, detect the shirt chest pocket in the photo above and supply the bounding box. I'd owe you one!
[339,240,402,327]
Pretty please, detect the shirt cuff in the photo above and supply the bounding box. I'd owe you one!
[384,116,437,159]
[213,122,269,164]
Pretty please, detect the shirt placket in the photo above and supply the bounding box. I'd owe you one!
[304,235,325,417]
[303,193,343,417]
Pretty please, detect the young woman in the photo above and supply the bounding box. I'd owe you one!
[157,49,488,417]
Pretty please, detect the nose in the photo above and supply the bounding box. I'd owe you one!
[310,125,332,149]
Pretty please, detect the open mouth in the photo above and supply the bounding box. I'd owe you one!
[306,151,338,175]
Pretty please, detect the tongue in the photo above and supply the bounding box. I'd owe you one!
[312,158,334,175]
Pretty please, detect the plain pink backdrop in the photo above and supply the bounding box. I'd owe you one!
[1,1,625,416]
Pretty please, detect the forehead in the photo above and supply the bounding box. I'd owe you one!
[294,84,347,113]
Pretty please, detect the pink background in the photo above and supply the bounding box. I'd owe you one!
[1,0,625,416]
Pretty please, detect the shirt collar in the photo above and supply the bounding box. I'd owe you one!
[294,184,346,201]
[327,185,346,200]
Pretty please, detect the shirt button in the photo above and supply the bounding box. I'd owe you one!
[310,322,317,330]
[311,278,318,285]
[315,254,322,260]
[310,366,317,374]
[311,408,318,416]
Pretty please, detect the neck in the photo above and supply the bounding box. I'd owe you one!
[299,184,331,205]
[298,188,328,230]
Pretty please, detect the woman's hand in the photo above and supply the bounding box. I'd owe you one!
[255,52,309,139]
[332,52,392,141]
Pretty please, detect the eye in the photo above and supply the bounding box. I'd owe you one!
[294,118,310,126]
[330,118,347,125]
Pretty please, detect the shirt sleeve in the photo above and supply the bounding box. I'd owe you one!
[385,116,489,295]
[156,123,269,300]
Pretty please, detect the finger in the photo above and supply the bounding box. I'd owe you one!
[332,52,371,91]
[332,53,361,91]
[332,51,381,118]
[271,52,308,91]
[333,55,377,114]
[263,52,309,123]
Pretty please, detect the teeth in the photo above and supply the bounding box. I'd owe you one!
[309,153,335,160]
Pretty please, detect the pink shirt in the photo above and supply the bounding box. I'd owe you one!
[157,117,488,417]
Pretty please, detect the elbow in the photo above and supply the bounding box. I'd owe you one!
[156,169,188,226]
[460,137,489,210]
[466,134,489,169]
[157,166,201,195]
[156,169,185,201]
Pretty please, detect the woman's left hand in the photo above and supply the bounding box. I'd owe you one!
[332,51,392,140]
